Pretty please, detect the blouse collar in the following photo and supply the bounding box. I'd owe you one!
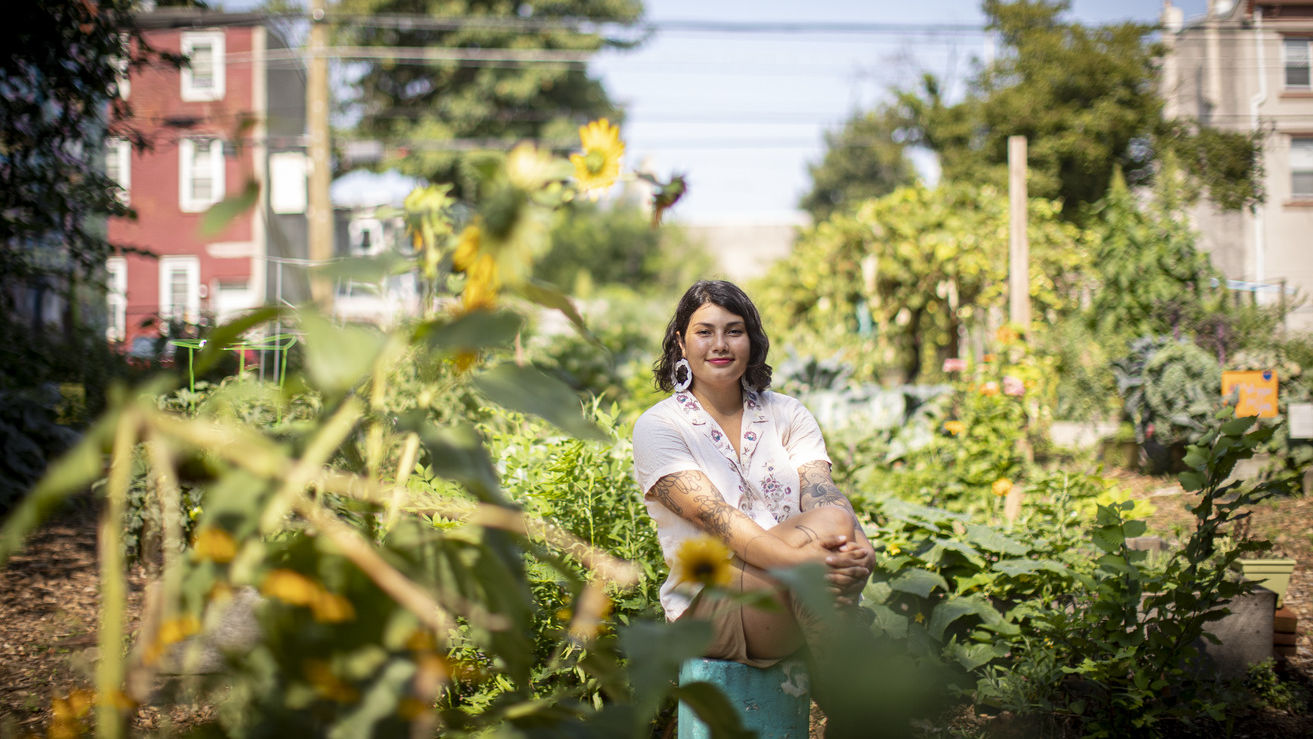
[672,388,768,468]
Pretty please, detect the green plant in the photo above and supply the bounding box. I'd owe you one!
[1012,413,1289,736]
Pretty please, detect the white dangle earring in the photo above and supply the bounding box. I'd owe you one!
[672,358,692,392]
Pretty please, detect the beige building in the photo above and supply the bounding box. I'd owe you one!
[1161,0,1313,331]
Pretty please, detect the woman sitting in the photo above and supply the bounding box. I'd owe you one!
[631,279,876,668]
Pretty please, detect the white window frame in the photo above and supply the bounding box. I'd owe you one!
[1284,37,1312,90]
[180,31,225,102]
[179,138,225,212]
[114,33,131,99]
[1293,136,1313,200]
[106,257,127,342]
[105,138,130,205]
[159,256,201,324]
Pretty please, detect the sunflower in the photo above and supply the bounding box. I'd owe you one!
[570,118,624,198]
[674,536,733,588]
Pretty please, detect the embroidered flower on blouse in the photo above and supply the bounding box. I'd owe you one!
[744,431,757,442]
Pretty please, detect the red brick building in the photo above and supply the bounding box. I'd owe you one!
[105,10,308,347]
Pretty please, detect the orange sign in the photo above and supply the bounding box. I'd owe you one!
[1222,370,1279,418]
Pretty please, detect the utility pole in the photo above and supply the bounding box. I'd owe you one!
[1008,135,1030,330]
[307,0,333,309]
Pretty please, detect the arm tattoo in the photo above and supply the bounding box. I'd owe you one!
[792,523,820,543]
[797,460,855,513]
[648,472,754,540]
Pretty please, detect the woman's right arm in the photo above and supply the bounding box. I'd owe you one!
[648,470,835,571]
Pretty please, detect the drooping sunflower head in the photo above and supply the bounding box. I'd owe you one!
[674,535,733,588]
[570,118,624,198]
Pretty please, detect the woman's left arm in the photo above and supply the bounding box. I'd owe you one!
[797,460,876,601]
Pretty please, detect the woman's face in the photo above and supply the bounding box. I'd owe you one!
[677,302,750,394]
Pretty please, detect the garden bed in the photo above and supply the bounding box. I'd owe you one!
[3,473,1311,736]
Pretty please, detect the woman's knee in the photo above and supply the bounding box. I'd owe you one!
[800,505,855,536]
[772,506,854,544]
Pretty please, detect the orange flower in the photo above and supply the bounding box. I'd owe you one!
[944,420,966,436]
[995,325,1019,344]
[983,353,996,363]
[981,381,1000,396]
[992,478,1014,497]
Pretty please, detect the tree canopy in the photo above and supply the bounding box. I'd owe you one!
[334,0,643,197]
[874,0,1262,220]
[0,1,166,284]
[754,183,1092,383]
[799,108,918,222]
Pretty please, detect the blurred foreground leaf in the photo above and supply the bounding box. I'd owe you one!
[474,364,606,441]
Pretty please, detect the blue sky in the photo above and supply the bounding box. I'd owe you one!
[220,0,1209,222]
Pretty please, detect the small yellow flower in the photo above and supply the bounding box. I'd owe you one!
[261,569,320,607]
[144,615,201,665]
[944,420,966,436]
[157,615,200,646]
[992,478,1014,497]
[995,325,1019,344]
[914,612,926,624]
[570,118,624,197]
[981,381,1000,396]
[310,590,356,623]
[192,527,237,563]
[674,536,733,588]
[886,542,902,556]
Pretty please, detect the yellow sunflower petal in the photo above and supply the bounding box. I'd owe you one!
[571,118,624,196]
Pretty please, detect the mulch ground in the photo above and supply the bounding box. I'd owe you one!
[2,475,1312,737]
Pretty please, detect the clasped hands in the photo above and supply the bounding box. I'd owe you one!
[821,534,875,607]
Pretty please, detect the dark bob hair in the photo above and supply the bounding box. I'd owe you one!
[654,280,773,393]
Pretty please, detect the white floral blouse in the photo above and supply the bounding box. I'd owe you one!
[631,388,832,620]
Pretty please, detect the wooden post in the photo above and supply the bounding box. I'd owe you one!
[1008,135,1030,330]
[307,0,333,309]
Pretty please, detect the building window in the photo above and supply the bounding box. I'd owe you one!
[270,152,307,214]
[179,138,225,212]
[349,218,385,255]
[181,31,225,102]
[105,138,130,205]
[1293,137,1313,199]
[106,257,126,342]
[159,256,201,324]
[1286,38,1312,89]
